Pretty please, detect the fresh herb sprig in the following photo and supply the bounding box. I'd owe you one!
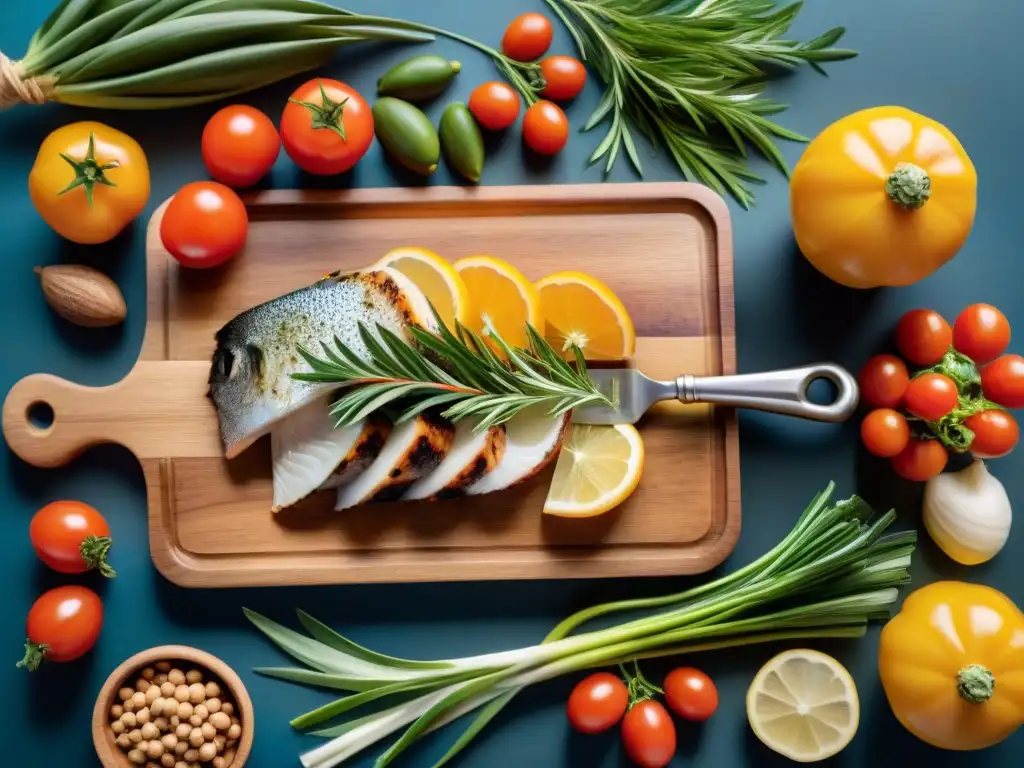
[545,0,858,207]
[291,313,613,431]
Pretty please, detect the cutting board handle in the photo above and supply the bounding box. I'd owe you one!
[2,361,221,468]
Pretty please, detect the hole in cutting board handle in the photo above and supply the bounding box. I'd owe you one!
[27,401,54,432]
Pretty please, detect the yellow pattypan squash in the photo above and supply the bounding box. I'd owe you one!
[791,106,977,289]
[878,581,1024,751]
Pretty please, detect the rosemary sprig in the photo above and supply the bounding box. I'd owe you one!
[545,0,858,207]
[290,314,613,432]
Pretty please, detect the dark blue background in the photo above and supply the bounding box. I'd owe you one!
[2,0,1022,765]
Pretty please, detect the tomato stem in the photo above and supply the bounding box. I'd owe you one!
[289,82,350,142]
[957,663,994,704]
[16,641,48,672]
[619,660,663,708]
[80,534,116,578]
[886,163,931,209]
[57,132,118,207]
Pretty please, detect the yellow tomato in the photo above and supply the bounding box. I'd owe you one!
[791,107,976,288]
[878,581,1024,751]
[29,122,150,244]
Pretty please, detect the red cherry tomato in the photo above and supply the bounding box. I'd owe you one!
[468,82,521,130]
[981,354,1024,409]
[566,672,629,734]
[160,181,248,269]
[501,12,554,61]
[621,700,677,768]
[523,100,569,155]
[280,79,373,175]
[539,56,587,101]
[861,409,911,458]
[953,303,1010,363]
[858,354,910,408]
[201,105,280,188]
[19,586,103,671]
[663,667,718,722]
[904,373,958,421]
[966,410,1019,458]
[896,309,952,366]
[30,501,114,577]
[891,439,948,482]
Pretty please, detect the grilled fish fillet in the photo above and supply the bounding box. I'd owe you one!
[208,269,434,459]
[402,419,506,501]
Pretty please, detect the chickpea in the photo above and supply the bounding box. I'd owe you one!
[189,715,203,727]
[116,733,133,751]
[194,704,209,722]
[177,702,194,720]
[189,727,205,748]
[141,722,160,741]
[121,712,138,729]
[147,741,165,759]
[154,673,168,686]
[151,698,165,718]
[119,687,135,702]
[226,723,241,741]
[137,742,150,755]
[128,748,146,765]
[162,699,180,718]
[162,733,178,750]
[174,685,190,703]
[204,682,221,699]
[146,685,161,705]
[111,720,126,736]
[128,729,144,744]
[153,716,170,732]
[185,669,203,685]
[208,712,230,732]
[212,758,226,768]
[220,703,234,717]
[183,749,199,762]
[136,677,151,693]
[169,716,180,728]
[205,698,222,714]
[188,683,206,704]
[168,669,186,685]
[124,698,137,713]
[161,682,176,698]
[175,762,189,768]
[136,707,151,726]
[213,734,226,751]
[111,704,124,719]
[200,722,216,741]
[174,741,188,756]
[142,667,156,681]
[161,755,176,768]
[198,743,218,762]
[132,691,148,710]
[176,722,192,740]
[155,661,171,672]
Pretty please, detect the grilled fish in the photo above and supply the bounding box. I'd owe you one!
[208,269,434,459]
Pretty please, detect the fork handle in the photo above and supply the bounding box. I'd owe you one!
[676,363,859,423]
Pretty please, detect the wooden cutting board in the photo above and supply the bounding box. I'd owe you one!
[3,183,739,587]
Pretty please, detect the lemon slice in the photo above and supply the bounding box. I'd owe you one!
[453,255,543,350]
[374,246,470,331]
[543,423,644,518]
[747,649,859,763]
[535,271,636,360]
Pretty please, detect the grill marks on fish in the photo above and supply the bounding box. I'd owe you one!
[208,268,435,459]
[403,419,507,501]
[334,414,455,511]
[319,417,391,490]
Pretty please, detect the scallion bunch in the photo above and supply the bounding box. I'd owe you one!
[247,483,916,768]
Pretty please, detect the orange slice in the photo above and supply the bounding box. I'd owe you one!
[534,271,635,360]
[373,246,469,331]
[452,255,542,349]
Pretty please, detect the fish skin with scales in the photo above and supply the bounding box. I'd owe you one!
[207,268,435,459]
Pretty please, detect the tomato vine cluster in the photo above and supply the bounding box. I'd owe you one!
[859,304,1022,481]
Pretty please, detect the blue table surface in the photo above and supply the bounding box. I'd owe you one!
[3,0,1023,765]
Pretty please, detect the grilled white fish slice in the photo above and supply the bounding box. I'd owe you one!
[465,410,570,496]
[335,414,455,510]
[270,397,390,513]
[402,419,506,501]
[208,268,435,459]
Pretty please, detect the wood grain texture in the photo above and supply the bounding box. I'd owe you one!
[5,183,739,587]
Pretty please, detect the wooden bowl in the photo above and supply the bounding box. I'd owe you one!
[93,645,254,768]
